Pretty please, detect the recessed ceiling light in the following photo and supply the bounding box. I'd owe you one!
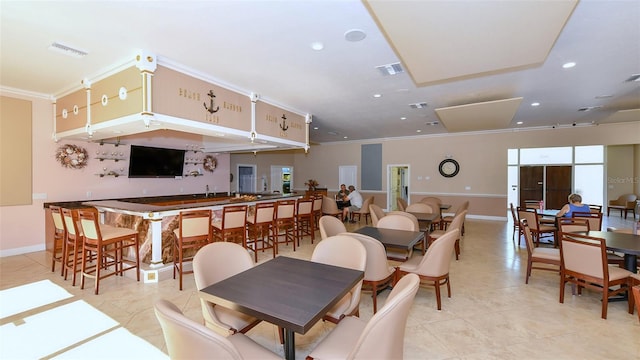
[400,117,407,120]
[313,126,319,130]
[531,102,540,107]
[416,130,422,133]
[562,62,576,69]
[310,42,324,51]
[343,136,348,139]
[328,131,338,136]
[344,29,366,42]
[595,94,613,99]
[516,121,523,125]
[373,94,382,98]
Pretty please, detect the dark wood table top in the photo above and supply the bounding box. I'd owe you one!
[440,204,452,211]
[199,256,363,334]
[407,212,439,222]
[354,226,424,250]
[584,231,640,256]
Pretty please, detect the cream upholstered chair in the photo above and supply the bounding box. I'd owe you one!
[518,208,557,247]
[396,228,458,310]
[173,209,212,290]
[193,242,262,335]
[352,196,374,224]
[419,196,442,204]
[61,208,83,286]
[311,235,366,324]
[154,299,283,360]
[369,203,385,227]
[521,220,560,284]
[319,215,347,240]
[442,200,469,234]
[246,202,276,262]
[415,200,442,230]
[607,193,637,219]
[396,198,407,211]
[572,211,602,231]
[306,274,420,360]
[321,196,342,219]
[428,210,466,260]
[78,209,140,295]
[212,205,248,247]
[49,205,66,275]
[343,232,396,314]
[378,213,419,260]
[559,232,634,319]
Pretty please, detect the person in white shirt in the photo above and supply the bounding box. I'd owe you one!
[343,185,363,223]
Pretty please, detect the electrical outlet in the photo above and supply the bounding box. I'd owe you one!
[86,191,92,198]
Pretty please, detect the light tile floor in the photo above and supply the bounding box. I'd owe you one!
[1,214,639,359]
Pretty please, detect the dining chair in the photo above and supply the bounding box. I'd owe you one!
[396,198,407,211]
[378,213,420,260]
[154,299,283,360]
[343,232,396,313]
[518,208,557,247]
[246,202,276,262]
[414,200,442,230]
[193,242,262,335]
[212,205,248,247]
[173,209,213,290]
[295,197,315,246]
[428,210,466,260]
[321,196,342,219]
[521,220,560,284]
[607,193,637,219]
[61,207,84,286]
[419,196,442,205]
[559,232,634,319]
[311,235,366,324]
[274,199,297,252]
[351,196,374,224]
[572,211,602,231]
[510,203,523,244]
[78,209,140,295]
[442,200,469,234]
[557,217,590,233]
[632,274,640,322]
[588,204,603,213]
[305,273,420,360]
[318,215,347,240]
[395,228,458,310]
[369,203,386,227]
[49,205,66,276]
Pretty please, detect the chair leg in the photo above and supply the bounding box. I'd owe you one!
[435,281,442,310]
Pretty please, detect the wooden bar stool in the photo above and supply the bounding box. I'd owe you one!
[78,209,140,295]
[274,199,296,253]
[246,202,276,262]
[212,205,248,246]
[49,205,66,276]
[61,208,84,286]
[173,209,213,290]
[295,198,315,247]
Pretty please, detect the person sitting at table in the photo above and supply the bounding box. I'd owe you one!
[336,184,349,201]
[556,193,591,218]
[343,185,363,223]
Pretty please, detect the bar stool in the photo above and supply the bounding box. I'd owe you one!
[49,205,66,276]
[173,209,213,290]
[274,199,296,253]
[212,205,248,246]
[78,209,140,295]
[295,198,315,247]
[312,195,323,229]
[246,202,276,262]
[61,208,84,286]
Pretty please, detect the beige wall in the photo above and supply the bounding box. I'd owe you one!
[606,144,638,202]
[0,96,32,206]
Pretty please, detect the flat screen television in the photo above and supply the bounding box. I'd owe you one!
[128,145,185,178]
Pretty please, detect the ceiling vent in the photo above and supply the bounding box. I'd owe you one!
[409,102,428,109]
[48,42,88,58]
[624,74,640,82]
[376,62,404,76]
[577,106,602,112]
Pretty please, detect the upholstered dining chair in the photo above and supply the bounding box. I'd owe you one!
[396,198,407,211]
[319,215,347,240]
[428,210,466,260]
[311,235,366,324]
[395,229,458,310]
[343,232,396,313]
[321,196,342,219]
[246,202,276,262]
[607,193,637,219]
[352,196,374,224]
[414,200,442,230]
[173,209,212,290]
[518,208,557,247]
[510,203,523,244]
[521,220,561,284]
[369,203,385,227]
[559,232,634,319]
[378,213,419,260]
[49,205,66,276]
[419,196,442,205]
[442,200,469,234]
[78,209,140,295]
[193,242,262,335]
[61,207,83,286]
[154,299,283,360]
[305,273,420,360]
[572,211,603,231]
[557,217,590,234]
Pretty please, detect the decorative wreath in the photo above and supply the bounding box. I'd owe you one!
[203,155,217,172]
[56,144,89,169]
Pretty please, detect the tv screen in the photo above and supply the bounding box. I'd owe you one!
[128,145,185,178]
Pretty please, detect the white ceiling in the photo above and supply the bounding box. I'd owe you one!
[1,0,639,146]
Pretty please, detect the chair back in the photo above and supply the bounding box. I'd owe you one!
[78,209,102,242]
[297,198,313,216]
[572,211,602,231]
[378,213,418,232]
[358,197,373,214]
[524,200,541,209]
[319,215,347,239]
[413,229,458,277]
[369,204,386,227]
[312,195,323,213]
[221,205,247,229]
[457,201,470,214]
[558,218,590,234]
[419,196,442,205]
[588,204,603,213]
[250,202,275,225]
[347,274,420,359]
[322,196,340,215]
[446,210,467,234]
[517,209,540,231]
[560,233,607,279]
[396,198,407,211]
[154,299,244,360]
[405,203,432,213]
[520,220,535,256]
[177,210,212,239]
[276,200,296,219]
[61,207,81,238]
[50,205,66,233]
[510,203,519,224]
[344,232,392,282]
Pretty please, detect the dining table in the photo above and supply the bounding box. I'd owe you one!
[584,230,640,273]
[353,226,425,259]
[199,256,363,360]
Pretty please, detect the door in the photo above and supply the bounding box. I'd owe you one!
[388,165,409,211]
[519,166,543,208]
[545,166,572,210]
[237,165,256,193]
[270,166,292,194]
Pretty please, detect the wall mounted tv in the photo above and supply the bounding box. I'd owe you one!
[128,145,185,178]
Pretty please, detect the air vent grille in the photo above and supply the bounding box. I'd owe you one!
[624,74,640,82]
[48,42,88,58]
[376,62,404,76]
[409,102,428,109]
[577,106,602,112]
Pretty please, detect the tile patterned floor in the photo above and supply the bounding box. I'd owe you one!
[1,213,639,359]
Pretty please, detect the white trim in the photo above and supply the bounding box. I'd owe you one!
[467,214,507,222]
[0,244,46,258]
[412,192,507,198]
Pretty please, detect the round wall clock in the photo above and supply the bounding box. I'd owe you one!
[438,159,460,178]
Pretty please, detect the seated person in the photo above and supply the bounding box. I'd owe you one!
[556,193,590,218]
[336,184,349,201]
[342,185,363,223]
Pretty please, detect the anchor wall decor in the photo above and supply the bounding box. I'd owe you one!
[279,114,289,132]
[203,90,220,113]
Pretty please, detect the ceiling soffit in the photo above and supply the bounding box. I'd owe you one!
[435,97,523,132]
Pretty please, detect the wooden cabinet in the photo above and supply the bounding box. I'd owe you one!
[305,188,327,198]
